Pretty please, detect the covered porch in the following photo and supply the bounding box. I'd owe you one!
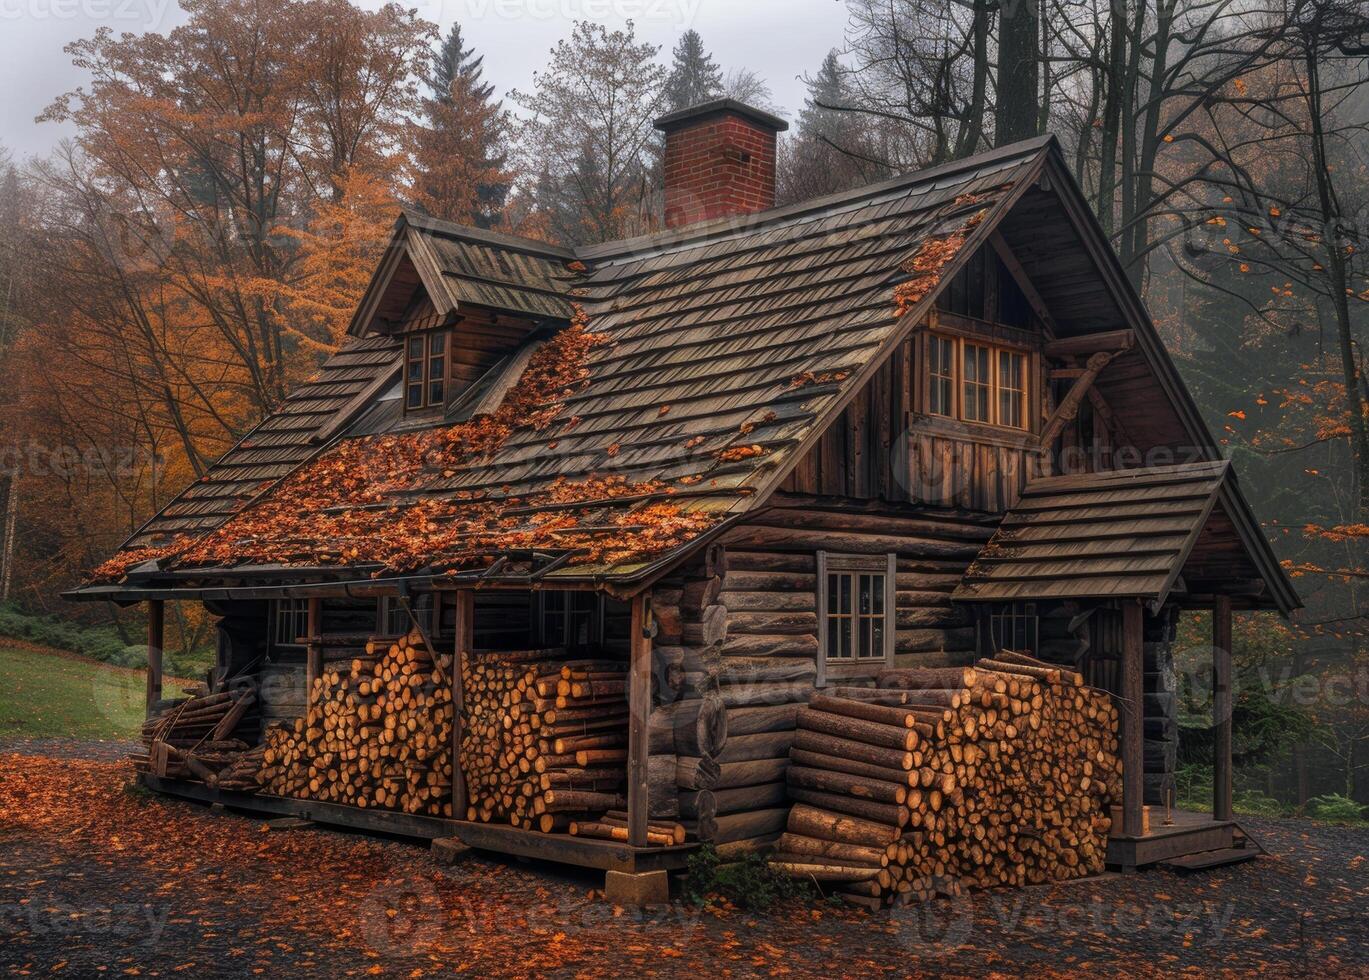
[955,460,1300,869]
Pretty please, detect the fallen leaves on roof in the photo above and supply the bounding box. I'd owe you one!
[92,307,721,581]
[893,209,988,318]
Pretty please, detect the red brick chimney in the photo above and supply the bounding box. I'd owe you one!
[655,99,789,230]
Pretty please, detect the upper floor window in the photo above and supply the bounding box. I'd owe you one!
[817,552,896,683]
[925,332,1030,431]
[406,331,448,412]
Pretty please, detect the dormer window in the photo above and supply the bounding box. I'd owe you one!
[406,331,448,412]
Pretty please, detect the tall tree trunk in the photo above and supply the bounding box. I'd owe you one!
[1096,0,1128,235]
[1306,46,1369,517]
[995,0,1041,145]
[955,0,990,158]
[0,469,17,603]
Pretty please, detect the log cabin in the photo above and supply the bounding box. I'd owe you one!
[70,100,1298,897]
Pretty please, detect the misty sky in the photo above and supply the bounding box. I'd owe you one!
[0,0,850,163]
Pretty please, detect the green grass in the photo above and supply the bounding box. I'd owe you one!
[0,643,161,740]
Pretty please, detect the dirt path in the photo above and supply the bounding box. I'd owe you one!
[1,751,1366,978]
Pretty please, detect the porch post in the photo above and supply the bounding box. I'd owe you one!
[305,597,322,706]
[451,590,473,821]
[1212,595,1233,822]
[1121,600,1144,837]
[626,592,652,846]
[145,599,164,718]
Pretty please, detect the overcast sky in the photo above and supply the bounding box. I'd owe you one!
[0,0,850,163]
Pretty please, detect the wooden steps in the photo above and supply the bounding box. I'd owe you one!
[1159,846,1256,872]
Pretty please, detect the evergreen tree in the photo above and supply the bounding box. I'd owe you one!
[664,30,723,112]
[780,50,885,203]
[412,22,512,228]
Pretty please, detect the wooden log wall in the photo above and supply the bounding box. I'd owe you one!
[719,497,995,668]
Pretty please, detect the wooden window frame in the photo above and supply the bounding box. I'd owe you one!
[378,594,435,639]
[270,598,310,653]
[987,601,1039,656]
[816,552,897,685]
[920,327,1034,433]
[404,328,450,414]
[534,590,605,652]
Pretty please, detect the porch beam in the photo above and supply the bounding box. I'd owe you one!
[145,599,164,718]
[626,593,652,847]
[451,590,473,821]
[1121,600,1145,838]
[1212,595,1233,822]
[305,597,322,706]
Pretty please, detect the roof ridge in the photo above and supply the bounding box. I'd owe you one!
[401,208,577,260]
[575,135,1056,263]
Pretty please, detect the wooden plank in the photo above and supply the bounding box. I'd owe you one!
[1212,596,1233,822]
[627,593,651,847]
[1121,601,1144,838]
[305,598,322,707]
[452,590,473,820]
[145,600,164,717]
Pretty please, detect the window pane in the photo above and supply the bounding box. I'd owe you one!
[406,383,423,409]
[429,380,445,404]
[929,336,955,417]
[827,612,841,662]
[408,359,424,382]
[998,350,1025,429]
[963,344,991,423]
[408,336,423,358]
[871,574,884,614]
[429,332,446,355]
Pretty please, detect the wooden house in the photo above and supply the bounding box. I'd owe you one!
[72,100,1298,894]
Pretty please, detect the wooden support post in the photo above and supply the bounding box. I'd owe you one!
[627,592,652,847]
[1212,595,1233,823]
[305,597,322,707]
[145,599,164,718]
[1121,600,1145,838]
[451,590,473,821]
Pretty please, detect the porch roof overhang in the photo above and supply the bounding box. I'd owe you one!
[952,460,1300,616]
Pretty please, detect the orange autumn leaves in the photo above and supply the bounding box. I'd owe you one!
[94,308,717,580]
[893,208,988,318]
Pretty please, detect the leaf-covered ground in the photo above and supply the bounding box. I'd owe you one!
[1,746,1366,978]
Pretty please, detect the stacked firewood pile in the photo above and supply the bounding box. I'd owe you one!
[255,630,454,815]
[460,649,652,837]
[133,681,260,784]
[770,652,1121,907]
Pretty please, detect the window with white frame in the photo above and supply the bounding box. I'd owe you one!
[817,552,896,683]
[924,332,1030,430]
[271,598,309,650]
[988,602,1039,655]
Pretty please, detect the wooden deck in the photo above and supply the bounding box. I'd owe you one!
[1106,808,1236,870]
[139,774,697,874]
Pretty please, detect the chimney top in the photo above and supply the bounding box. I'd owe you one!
[654,98,789,135]
[655,100,788,230]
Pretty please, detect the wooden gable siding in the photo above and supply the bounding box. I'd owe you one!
[778,330,1053,512]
